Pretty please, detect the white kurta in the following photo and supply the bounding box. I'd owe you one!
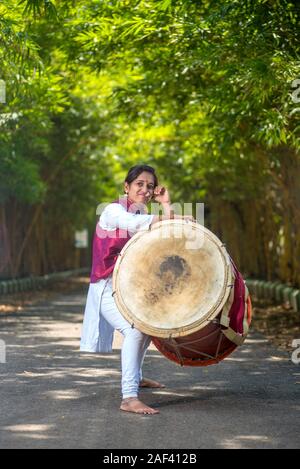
[80,201,154,353]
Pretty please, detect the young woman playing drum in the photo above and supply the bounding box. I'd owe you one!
[80,164,195,415]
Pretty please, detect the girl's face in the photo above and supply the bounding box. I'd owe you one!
[124,171,156,205]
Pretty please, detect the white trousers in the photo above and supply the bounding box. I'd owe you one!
[101,278,151,399]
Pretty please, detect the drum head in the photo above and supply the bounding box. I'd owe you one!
[113,220,233,338]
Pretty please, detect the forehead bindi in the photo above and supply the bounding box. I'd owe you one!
[136,179,154,184]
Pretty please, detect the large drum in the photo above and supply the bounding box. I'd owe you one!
[113,219,251,367]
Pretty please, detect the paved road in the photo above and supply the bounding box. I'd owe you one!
[0,286,299,449]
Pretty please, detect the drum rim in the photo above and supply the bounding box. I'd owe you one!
[113,219,234,338]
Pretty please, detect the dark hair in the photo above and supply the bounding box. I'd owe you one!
[124,164,158,188]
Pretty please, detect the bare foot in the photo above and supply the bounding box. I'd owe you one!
[139,378,165,389]
[120,397,159,415]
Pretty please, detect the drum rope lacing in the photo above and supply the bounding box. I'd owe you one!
[166,326,225,363]
[168,338,185,366]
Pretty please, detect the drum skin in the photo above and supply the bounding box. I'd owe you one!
[113,220,234,338]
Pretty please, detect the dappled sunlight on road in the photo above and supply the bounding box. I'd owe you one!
[43,389,87,400]
[15,368,120,380]
[221,434,271,449]
[224,357,248,362]
[2,424,56,441]
[246,338,269,344]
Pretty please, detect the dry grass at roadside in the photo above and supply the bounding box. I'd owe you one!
[251,297,300,352]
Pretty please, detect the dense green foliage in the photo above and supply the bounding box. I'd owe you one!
[0,0,299,285]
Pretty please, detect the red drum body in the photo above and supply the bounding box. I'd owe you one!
[152,294,252,367]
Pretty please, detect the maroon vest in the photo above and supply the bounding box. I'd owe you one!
[90,197,142,283]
